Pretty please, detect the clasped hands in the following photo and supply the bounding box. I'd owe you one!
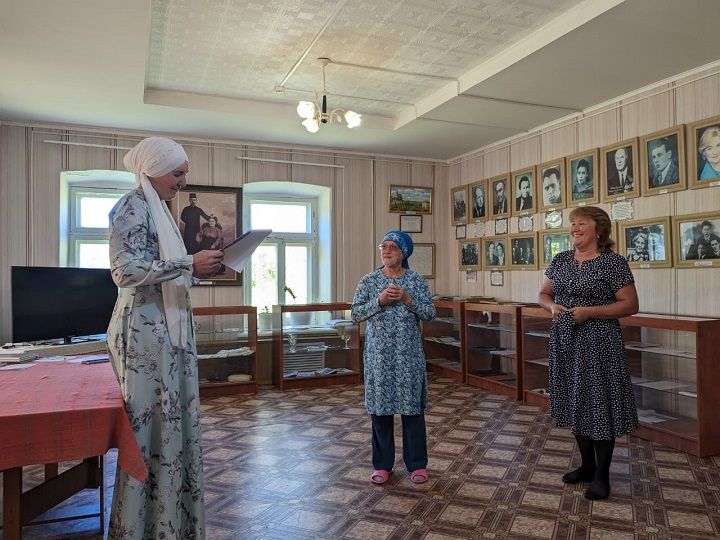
[549,303,592,324]
[192,250,224,278]
[379,283,411,306]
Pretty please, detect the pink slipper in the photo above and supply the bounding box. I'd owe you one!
[410,468,428,484]
[370,469,392,485]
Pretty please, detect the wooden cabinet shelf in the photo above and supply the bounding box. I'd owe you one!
[272,303,360,390]
[464,303,523,399]
[520,306,720,457]
[192,306,258,397]
[423,300,465,381]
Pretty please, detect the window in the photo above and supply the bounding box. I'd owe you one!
[62,171,134,268]
[248,197,317,310]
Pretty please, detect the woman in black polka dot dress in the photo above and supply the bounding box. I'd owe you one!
[538,206,639,501]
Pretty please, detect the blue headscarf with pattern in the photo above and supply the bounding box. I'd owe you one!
[383,230,414,269]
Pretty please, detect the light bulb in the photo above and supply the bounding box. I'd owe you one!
[302,118,320,133]
[297,101,316,120]
[344,110,361,128]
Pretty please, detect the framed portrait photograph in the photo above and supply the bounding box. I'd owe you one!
[509,232,538,270]
[511,167,536,216]
[451,185,469,225]
[538,158,566,212]
[399,214,422,233]
[481,236,508,270]
[388,185,433,214]
[688,114,720,189]
[170,185,243,285]
[468,179,488,222]
[617,217,672,269]
[672,212,720,267]
[413,243,436,278]
[455,224,466,239]
[458,240,481,271]
[539,228,571,269]
[566,149,599,207]
[489,175,511,219]
[640,125,686,196]
[601,138,640,202]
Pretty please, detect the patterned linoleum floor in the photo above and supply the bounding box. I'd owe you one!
[3,374,720,539]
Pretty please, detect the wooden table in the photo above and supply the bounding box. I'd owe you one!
[0,362,147,539]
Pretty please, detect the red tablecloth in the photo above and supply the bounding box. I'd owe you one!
[0,362,147,482]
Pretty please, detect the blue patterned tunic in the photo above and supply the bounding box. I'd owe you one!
[351,269,436,415]
[106,188,204,539]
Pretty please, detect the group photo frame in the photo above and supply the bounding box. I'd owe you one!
[672,211,720,267]
[566,149,599,207]
[601,138,640,202]
[617,217,672,269]
[539,228,571,269]
[489,175,511,219]
[458,240,481,271]
[688,114,720,189]
[538,158,566,212]
[388,185,433,214]
[481,235,508,270]
[640,125,687,196]
[468,179,488,222]
[509,232,538,270]
[511,167,537,217]
[451,185,469,225]
[169,184,243,285]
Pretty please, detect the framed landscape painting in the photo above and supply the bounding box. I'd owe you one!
[388,185,433,214]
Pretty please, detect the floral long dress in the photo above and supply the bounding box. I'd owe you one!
[106,188,205,539]
[351,269,436,415]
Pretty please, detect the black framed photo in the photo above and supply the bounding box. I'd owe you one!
[566,149,599,206]
[451,185,469,225]
[489,175,510,219]
[640,126,686,196]
[170,185,243,285]
[672,212,720,267]
[458,240,480,270]
[455,224,466,239]
[688,115,720,189]
[400,214,422,233]
[511,167,536,216]
[538,158,565,212]
[509,232,538,269]
[601,138,640,202]
[469,179,488,222]
[618,217,672,269]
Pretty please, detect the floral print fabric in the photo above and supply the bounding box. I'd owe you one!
[106,188,205,539]
[351,269,435,415]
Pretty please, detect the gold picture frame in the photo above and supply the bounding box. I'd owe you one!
[617,217,672,269]
[458,240,481,271]
[451,185,469,225]
[601,138,640,202]
[539,228,571,269]
[481,235,508,270]
[688,114,720,189]
[672,211,720,267]
[468,179,488,222]
[509,232,539,270]
[388,185,433,214]
[488,174,511,219]
[538,158,566,212]
[566,149,599,207]
[511,167,537,217]
[640,125,687,196]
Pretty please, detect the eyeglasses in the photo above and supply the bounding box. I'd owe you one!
[378,243,400,252]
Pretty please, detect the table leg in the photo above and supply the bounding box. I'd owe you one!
[3,466,22,540]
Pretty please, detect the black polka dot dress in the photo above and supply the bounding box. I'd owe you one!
[545,250,639,440]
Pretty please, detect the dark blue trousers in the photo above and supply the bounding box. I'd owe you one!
[371,413,428,472]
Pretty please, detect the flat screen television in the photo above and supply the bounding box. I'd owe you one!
[11,266,118,343]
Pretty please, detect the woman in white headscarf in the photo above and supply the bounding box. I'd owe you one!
[107,137,223,539]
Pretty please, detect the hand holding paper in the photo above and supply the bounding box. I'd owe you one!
[222,229,272,273]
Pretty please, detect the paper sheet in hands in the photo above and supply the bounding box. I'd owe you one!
[222,229,272,273]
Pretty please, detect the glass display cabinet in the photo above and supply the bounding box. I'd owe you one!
[422,300,465,382]
[464,303,523,399]
[192,306,257,397]
[271,303,360,390]
[521,307,720,457]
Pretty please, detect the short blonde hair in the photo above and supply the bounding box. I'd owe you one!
[699,125,720,154]
[569,206,615,251]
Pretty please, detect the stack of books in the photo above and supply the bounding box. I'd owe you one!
[0,348,41,363]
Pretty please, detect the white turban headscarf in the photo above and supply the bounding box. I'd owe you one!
[123,137,191,348]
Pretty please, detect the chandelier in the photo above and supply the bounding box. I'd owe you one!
[296,58,361,133]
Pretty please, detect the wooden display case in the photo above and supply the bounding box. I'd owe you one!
[520,307,720,457]
[464,303,523,399]
[423,300,465,382]
[272,303,360,390]
[192,306,257,397]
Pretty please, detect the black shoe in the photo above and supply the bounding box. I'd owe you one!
[562,467,595,484]
[584,478,610,500]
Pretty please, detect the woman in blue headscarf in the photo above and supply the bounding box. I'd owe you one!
[351,230,436,485]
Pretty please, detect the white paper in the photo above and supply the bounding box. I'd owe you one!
[610,200,634,221]
[222,229,272,273]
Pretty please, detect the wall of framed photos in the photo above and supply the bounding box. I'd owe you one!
[445,66,720,318]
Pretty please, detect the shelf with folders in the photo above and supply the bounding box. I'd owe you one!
[464,303,523,399]
[422,300,465,382]
[271,303,360,390]
[192,306,257,397]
